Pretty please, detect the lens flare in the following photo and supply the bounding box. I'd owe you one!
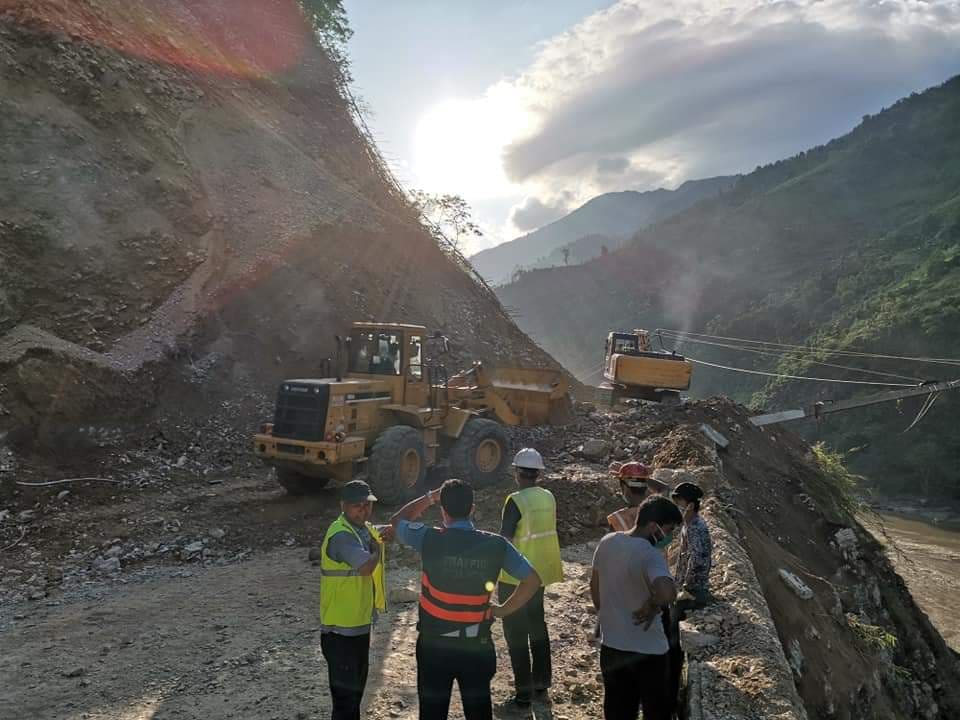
[2,0,312,78]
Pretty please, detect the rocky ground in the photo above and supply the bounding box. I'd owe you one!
[2,400,960,720]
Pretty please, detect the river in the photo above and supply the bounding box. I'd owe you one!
[871,513,960,651]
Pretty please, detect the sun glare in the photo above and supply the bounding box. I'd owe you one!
[412,92,531,200]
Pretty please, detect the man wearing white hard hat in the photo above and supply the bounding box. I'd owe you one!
[498,448,564,709]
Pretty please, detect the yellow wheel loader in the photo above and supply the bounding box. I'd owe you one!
[252,322,571,503]
[600,329,692,404]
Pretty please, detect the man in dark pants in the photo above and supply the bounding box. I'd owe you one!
[392,479,542,720]
[319,480,393,720]
[498,448,564,708]
[591,496,682,720]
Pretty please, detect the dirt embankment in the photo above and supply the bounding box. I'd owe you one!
[0,0,567,464]
[2,399,958,719]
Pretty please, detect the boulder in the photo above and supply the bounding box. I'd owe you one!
[778,569,814,600]
[389,586,419,604]
[578,439,611,461]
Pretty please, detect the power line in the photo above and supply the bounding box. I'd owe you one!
[686,356,918,387]
[659,329,960,368]
[661,333,925,383]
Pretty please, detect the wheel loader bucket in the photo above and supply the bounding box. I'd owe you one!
[447,365,573,426]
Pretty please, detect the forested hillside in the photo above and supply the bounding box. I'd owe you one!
[499,75,960,499]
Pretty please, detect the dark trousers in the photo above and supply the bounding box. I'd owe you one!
[499,584,552,700]
[320,631,370,720]
[600,645,670,720]
[665,607,682,717]
[416,635,497,720]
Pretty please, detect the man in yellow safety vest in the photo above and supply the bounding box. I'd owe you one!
[319,480,392,720]
[498,448,564,708]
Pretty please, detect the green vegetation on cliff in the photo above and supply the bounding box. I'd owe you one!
[499,75,960,499]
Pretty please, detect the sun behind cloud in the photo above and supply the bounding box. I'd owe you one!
[412,88,533,201]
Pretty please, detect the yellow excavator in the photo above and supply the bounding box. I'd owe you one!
[600,328,692,404]
[253,321,571,502]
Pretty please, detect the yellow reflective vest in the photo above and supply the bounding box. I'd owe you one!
[319,514,386,629]
[499,486,563,586]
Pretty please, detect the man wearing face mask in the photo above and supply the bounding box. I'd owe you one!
[319,480,395,720]
[606,462,650,532]
[392,479,542,720]
[591,495,683,720]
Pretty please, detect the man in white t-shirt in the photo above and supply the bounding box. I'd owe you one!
[591,496,683,720]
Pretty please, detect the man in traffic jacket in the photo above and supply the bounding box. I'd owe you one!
[319,480,393,720]
[392,478,541,720]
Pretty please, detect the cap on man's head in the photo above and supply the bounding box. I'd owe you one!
[341,480,377,504]
[512,448,545,471]
[671,481,704,503]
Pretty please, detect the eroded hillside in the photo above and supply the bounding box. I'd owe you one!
[0,0,564,462]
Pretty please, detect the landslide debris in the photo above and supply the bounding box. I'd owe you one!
[3,398,958,719]
[0,0,566,464]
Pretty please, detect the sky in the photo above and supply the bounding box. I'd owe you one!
[344,0,960,255]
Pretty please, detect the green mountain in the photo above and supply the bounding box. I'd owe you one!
[499,75,960,499]
[469,177,736,285]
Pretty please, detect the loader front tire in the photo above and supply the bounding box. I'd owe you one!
[449,419,510,489]
[276,468,328,495]
[368,426,426,505]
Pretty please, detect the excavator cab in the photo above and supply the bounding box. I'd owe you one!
[601,329,692,404]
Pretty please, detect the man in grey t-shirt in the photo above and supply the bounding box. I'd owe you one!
[591,496,682,720]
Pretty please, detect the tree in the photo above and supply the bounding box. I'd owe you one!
[562,247,570,265]
[410,190,483,255]
[299,0,353,75]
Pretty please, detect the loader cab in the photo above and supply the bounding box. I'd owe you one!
[347,322,428,407]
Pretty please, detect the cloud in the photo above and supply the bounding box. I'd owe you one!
[510,194,573,232]
[596,156,630,175]
[497,0,960,195]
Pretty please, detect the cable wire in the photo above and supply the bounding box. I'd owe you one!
[659,329,960,367]
[903,392,941,433]
[686,356,918,387]
[662,333,925,383]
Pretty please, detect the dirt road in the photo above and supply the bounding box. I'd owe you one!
[1,545,602,720]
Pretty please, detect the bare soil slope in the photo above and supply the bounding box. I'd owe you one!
[0,0,563,460]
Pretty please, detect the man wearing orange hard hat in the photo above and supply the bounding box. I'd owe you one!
[606,462,658,532]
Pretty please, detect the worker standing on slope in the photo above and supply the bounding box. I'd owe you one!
[391,479,542,720]
[671,482,712,610]
[319,480,393,720]
[498,448,564,708]
[592,496,682,720]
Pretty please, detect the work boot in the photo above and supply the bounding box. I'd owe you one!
[498,695,532,712]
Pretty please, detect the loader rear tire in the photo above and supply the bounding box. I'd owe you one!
[449,419,510,489]
[368,426,426,505]
[276,468,328,495]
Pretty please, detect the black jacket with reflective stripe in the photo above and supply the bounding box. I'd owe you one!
[418,527,508,637]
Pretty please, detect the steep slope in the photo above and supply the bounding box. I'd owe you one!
[0,0,564,457]
[499,75,960,498]
[470,176,736,285]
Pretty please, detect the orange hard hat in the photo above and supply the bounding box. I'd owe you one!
[616,461,651,480]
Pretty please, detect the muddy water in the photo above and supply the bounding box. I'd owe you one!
[872,514,960,651]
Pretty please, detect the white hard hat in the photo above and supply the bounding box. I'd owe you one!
[512,448,545,470]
